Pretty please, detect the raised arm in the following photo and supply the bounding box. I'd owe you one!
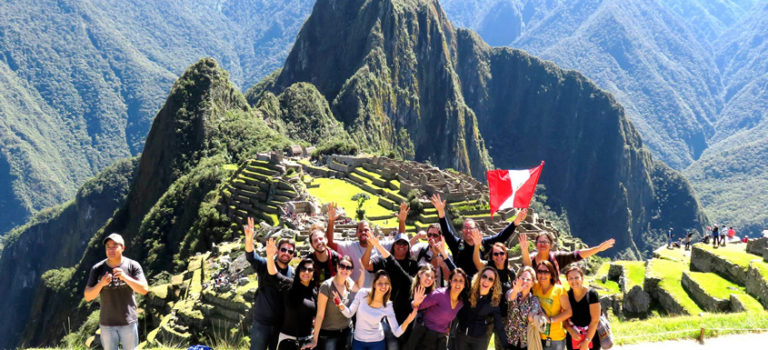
[361,239,375,272]
[265,238,279,276]
[244,217,256,254]
[431,239,456,272]
[471,230,487,272]
[481,209,527,250]
[578,238,616,259]
[397,202,409,234]
[431,194,460,253]
[388,288,423,337]
[519,232,532,268]
[325,202,340,251]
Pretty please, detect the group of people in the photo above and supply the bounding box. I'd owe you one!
[704,225,739,248]
[245,194,616,350]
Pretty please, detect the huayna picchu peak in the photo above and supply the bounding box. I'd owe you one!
[0,0,717,348]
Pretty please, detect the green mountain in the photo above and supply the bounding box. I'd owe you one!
[440,0,768,235]
[1,0,709,347]
[0,0,314,234]
[249,0,706,257]
[0,157,138,349]
[684,2,768,233]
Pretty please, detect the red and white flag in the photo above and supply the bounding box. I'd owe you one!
[486,161,544,217]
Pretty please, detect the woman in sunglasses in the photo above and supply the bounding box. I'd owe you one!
[504,266,543,350]
[470,234,516,350]
[335,270,424,350]
[403,268,468,350]
[519,232,615,283]
[307,256,364,350]
[533,261,572,350]
[265,238,318,350]
[454,266,507,350]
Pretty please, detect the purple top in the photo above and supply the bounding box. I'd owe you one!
[418,287,463,333]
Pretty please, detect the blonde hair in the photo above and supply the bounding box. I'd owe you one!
[469,266,502,308]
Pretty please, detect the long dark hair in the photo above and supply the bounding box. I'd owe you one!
[448,268,470,301]
[291,258,317,298]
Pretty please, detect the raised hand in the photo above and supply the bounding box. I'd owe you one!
[518,232,529,252]
[430,239,447,256]
[265,237,277,258]
[365,230,381,248]
[244,217,255,238]
[412,285,426,306]
[328,202,340,222]
[430,194,446,217]
[397,202,410,222]
[470,229,482,248]
[598,238,616,252]
[513,208,528,226]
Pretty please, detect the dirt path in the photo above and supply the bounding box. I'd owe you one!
[614,331,768,349]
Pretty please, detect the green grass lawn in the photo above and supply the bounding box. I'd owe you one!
[306,178,394,219]
[616,261,646,289]
[697,244,768,278]
[647,258,703,314]
[654,246,689,262]
[588,262,622,295]
[687,271,765,312]
[612,311,768,345]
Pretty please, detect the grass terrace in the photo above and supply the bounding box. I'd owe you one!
[647,258,703,315]
[686,271,764,312]
[616,261,646,290]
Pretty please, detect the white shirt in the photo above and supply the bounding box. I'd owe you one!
[336,240,393,288]
[340,289,405,342]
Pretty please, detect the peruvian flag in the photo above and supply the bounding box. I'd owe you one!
[487,161,545,217]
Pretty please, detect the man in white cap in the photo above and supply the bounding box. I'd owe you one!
[84,233,148,350]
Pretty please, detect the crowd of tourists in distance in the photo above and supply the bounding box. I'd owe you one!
[667,225,764,251]
[245,194,616,350]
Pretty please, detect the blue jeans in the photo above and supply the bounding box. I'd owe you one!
[251,321,279,350]
[100,322,138,350]
[352,339,386,350]
[543,339,565,350]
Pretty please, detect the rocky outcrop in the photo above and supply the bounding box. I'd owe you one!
[690,245,768,310]
[746,237,768,258]
[622,285,651,316]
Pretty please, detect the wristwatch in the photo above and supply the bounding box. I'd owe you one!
[584,337,591,342]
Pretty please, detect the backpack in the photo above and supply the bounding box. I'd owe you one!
[584,288,613,349]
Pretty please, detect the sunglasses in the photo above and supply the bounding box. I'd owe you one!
[492,252,506,257]
[537,270,551,274]
[427,233,440,238]
[338,264,353,271]
[299,266,314,272]
[279,247,295,255]
[481,274,495,282]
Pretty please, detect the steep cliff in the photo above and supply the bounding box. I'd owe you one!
[247,0,707,256]
[13,58,294,347]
